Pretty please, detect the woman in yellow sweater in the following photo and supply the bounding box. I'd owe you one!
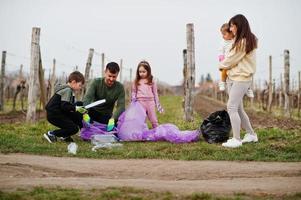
[219,14,258,148]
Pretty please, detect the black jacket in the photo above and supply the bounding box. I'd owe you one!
[45,84,76,114]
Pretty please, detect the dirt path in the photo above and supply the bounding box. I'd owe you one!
[1,154,300,195]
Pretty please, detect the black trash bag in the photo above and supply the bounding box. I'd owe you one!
[200,110,231,143]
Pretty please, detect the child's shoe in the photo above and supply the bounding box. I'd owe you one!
[43,131,57,143]
[242,133,258,143]
[246,88,254,98]
[222,138,242,148]
[219,82,226,91]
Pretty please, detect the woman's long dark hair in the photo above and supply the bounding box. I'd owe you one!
[229,14,257,54]
[134,60,153,89]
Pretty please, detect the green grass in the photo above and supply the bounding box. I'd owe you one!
[1,187,300,200]
[0,96,300,161]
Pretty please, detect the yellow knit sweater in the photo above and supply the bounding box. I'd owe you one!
[219,39,256,81]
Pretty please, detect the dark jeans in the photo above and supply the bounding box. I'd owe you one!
[47,111,83,138]
[88,108,111,124]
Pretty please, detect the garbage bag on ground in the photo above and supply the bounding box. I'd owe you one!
[117,101,148,141]
[117,102,200,143]
[142,124,199,143]
[200,110,231,143]
[80,121,118,141]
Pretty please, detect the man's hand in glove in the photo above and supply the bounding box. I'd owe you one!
[76,106,87,114]
[107,118,115,131]
[83,113,90,123]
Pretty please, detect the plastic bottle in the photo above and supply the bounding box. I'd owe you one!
[92,143,123,151]
[90,135,122,151]
[67,142,78,155]
[91,134,119,146]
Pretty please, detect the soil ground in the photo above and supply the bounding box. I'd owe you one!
[1,154,301,195]
[0,110,45,124]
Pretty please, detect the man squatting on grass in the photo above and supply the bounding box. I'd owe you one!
[83,62,125,131]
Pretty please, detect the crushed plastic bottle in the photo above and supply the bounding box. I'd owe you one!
[91,134,119,145]
[91,134,122,151]
[92,143,123,151]
[67,142,78,155]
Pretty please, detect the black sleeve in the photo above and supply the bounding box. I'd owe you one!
[60,101,76,113]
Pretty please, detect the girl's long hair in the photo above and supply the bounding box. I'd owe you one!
[229,14,257,54]
[134,61,153,89]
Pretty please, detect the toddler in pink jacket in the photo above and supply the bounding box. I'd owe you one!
[131,60,164,128]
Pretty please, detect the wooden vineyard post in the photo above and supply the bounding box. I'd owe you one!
[268,55,273,112]
[38,46,46,110]
[26,27,40,122]
[82,48,94,98]
[298,71,301,117]
[0,51,6,111]
[101,53,105,77]
[283,50,290,117]
[183,49,187,97]
[184,23,195,121]
[50,59,56,97]
[119,59,123,83]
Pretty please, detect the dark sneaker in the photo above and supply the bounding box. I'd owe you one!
[61,137,74,143]
[43,131,57,143]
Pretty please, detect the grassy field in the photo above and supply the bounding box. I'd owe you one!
[0,96,300,161]
[1,95,301,199]
[1,186,300,200]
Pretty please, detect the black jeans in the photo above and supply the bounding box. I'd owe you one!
[88,108,111,124]
[47,111,83,138]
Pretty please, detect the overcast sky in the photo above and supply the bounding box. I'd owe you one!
[1,0,300,86]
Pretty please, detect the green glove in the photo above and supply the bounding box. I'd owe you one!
[83,113,90,123]
[107,118,115,131]
[76,106,87,114]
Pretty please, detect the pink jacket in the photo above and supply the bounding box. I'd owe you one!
[131,79,163,113]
